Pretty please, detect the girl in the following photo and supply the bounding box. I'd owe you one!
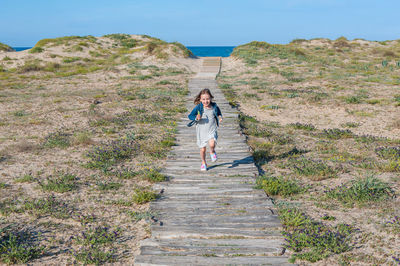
[188,89,222,171]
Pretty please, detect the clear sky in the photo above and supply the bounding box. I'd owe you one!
[1,0,400,46]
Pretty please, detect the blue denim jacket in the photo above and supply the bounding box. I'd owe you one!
[188,102,222,127]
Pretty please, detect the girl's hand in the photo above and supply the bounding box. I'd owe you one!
[196,114,201,120]
[219,116,223,123]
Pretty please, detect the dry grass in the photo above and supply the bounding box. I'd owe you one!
[219,38,400,265]
[0,34,192,264]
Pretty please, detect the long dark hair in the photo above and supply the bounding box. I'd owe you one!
[194,88,214,105]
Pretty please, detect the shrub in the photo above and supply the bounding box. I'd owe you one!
[326,176,395,207]
[375,146,400,160]
[345,95,362,104]
[85,138,138,170]
[256,175,305,197]
[0,228,45,264]
[278,207,356,263]
[42,129,71,148]
[74,226,120,246]
[0,42,14,52]
[321,128,353,139]
[23,196,73,219]
[72,225,119,265]
[140,168,167,183]
[132,188,158,204]
[96,181,122,191]
[287,156,337,180]
[74,247,115,265]
[289,122,316,131]
[29,47,44,53]
[38,172,78,193]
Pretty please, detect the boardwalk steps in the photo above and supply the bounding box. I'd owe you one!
[135,58,291,265]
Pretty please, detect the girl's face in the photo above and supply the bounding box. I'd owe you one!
[200,93,211,108]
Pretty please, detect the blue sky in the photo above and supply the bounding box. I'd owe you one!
[1,0,400,46]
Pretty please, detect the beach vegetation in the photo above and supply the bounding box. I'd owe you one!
[256,175,305,197]
[0,227,45,264]
[34,35,96,48]
[132,188,159,204]
[279,206,357,263]
[325,175,395,207]
[38,171,78,193]
[0,42,15,52]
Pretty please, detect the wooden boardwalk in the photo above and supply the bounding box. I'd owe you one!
[135,58,290,265]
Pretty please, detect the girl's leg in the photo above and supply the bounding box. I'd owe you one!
[209,139,216,154]
[200,147,206,164]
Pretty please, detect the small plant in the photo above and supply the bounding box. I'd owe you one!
[385,216,400,234]
[126,210,156,222]
[341,122,360,128]
[38,172,78,193]
[321,214,336,221]
[132,188,158,204]
[0,227,45,264]
[96,181,122,191]
[321,128,353,139]
[74,226,120,246]
[23,196,74,219]
[13,110,27,117]
[256,175,305,197]
[326,175,395,207]
[85,138,138,170]
[43,129,71,148]
[74,246,115,265]
[345,95,362,104]
[375,146,400,160]
[72,225,119,264]
[278,207,356,263]
[289,122,316,131]
[14,174,35,183]
[140,168,167,183]
[287,156,337,180]
[114,169,138,179]
[29,46,44,53]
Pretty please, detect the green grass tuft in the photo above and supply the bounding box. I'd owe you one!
[326,175,395,207]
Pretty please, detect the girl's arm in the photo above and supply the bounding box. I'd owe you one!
[188,105,199,120]
[216,105,222,118]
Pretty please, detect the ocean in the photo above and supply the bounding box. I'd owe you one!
[12,47,32,51]
[12,46,236,57]
[186,46,235,57]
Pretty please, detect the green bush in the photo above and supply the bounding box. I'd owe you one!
[39,172,78,193]
[0,228,45,264]
[132,188,158,204]
[289,122,316,131]
[287,156,337,180]
[326,176,395,207]
[256,175,305,197]
[140,168,167,183]
[279,207,356,263]
[29,47,44,53]
[0,42,14,52]
[85,138,138,170]
[321,128,353,139]
[22,196,73,219]
[42,129,71,148]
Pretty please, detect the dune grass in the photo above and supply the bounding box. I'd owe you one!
[219,37,400,264]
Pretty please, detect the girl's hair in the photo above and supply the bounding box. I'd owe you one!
[194,88,214,105]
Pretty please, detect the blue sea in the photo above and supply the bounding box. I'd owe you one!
[187,46,235,57]
[12,47,32,51]
[12,46,235,57]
